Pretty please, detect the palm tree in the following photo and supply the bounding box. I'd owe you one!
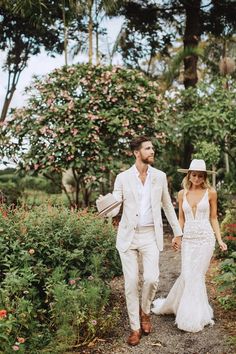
[73,0,119,64]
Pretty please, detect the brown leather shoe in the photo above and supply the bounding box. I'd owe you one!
[140,309,152,335]
[127,329,142,346]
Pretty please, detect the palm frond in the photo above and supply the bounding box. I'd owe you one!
[164,46,204,88]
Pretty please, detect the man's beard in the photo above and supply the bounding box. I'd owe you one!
[141,156,154,165]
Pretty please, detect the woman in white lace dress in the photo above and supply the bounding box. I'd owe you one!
[152,159,227,332]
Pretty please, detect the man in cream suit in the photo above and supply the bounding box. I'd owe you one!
[100,136,182,346]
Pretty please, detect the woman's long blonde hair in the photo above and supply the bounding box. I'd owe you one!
[182,171,211,191]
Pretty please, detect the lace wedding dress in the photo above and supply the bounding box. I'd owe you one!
[152,189,215,332]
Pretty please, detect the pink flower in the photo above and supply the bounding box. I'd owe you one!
[71,128,78,136]
[68,101,75,110]
[0,309,7,318]
[17,337,25,344]
[47,99,53,105]
[66,155,74,161]
[12,345,20,351]
[91,320,97,325]
[28,249,35,255]
[34,164,40,171]
[69,279,76,285]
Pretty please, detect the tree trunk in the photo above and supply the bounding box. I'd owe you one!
[1,67,24,121]
[72,167,80,209]
[183,0,201,89]
[88,0,94,64]
[182,0,201,167]
[62,0,68,66]
[1,90,15,122]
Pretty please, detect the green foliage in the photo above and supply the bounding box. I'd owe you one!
[20,175,61,194]
[215,209,236,310]
[216,254,236,310]
[179,77,236,155]
[21,190,69,208]
[193,141,220,167]
[0,181,22,206]
[0,206,121,353]
[159,76,236,191]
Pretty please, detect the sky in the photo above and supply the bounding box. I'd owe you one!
[0,16,124,111]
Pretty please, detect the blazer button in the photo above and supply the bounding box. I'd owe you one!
[136,214,138,216]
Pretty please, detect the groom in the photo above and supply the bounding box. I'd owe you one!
[98,136,182,346]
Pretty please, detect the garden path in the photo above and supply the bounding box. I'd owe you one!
[79,233,235,354]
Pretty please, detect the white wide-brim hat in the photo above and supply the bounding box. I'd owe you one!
[177,159,215,174]
[96,193,123,216]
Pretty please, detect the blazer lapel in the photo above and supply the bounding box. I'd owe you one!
[150,167,161,205]
[128,166,139,206]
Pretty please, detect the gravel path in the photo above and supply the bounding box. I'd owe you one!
[78,233,235,354]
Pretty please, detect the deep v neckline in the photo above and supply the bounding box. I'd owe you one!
[185,189,208,219]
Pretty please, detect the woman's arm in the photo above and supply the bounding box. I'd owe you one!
[178,189,185,231]
[209,189,227,251]
[171,190,185,251]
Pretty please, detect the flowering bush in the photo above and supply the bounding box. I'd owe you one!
[220,209,236,256]
[1,64,166,208]
[0,206,121,353]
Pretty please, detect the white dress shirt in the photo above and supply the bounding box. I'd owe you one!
[134,165,154,227]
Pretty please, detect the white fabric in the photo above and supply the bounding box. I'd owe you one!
[107,165,182,252]
[152,189,215,332]
[119,227,159,330]
[134,165,154,227]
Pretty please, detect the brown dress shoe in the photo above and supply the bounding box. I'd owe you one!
[127,329,142,346]
[140,309,152,335]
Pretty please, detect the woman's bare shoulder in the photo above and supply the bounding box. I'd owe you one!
[178,189,184,199]
[208,187,217,198]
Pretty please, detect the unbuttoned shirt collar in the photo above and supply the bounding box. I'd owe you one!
[133,164,154,227]
[134,164,151,180]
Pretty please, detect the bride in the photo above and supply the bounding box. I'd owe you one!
[152,159,227,332]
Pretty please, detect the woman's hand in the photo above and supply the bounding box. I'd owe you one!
[218,240,228,251]
[172,236,182,251]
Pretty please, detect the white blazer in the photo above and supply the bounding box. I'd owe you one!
[109,165,182,252]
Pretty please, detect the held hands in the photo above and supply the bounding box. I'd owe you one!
[172,236,182,251]
[218,240,228,251]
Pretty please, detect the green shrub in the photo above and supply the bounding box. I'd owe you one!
[0,207,121,353]
[214,209,236,310]
[21,190,69,208]
[0,181,22,206]
[215,252,236,310]
[20,175,61,194]
[0,173,21,184]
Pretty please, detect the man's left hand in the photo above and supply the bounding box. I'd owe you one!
[172,236,182,251]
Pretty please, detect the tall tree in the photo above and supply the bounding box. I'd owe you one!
[182,0,201,88]
[0,1,64,121]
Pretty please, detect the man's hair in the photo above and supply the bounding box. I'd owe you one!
[130,136,152,152]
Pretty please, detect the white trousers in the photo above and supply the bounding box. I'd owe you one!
[119,227,160,330]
